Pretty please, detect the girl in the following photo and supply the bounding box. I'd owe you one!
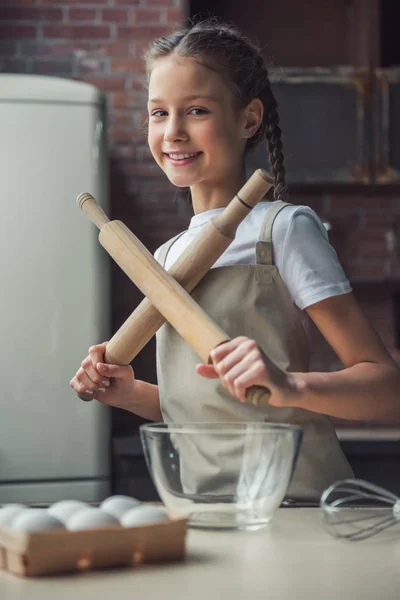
[70,19,400,500]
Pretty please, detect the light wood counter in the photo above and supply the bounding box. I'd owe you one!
[1,508,399,600]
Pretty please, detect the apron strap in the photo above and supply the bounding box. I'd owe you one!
[156,230,186,268]
[256,201,292,265]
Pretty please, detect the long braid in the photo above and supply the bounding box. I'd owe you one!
[262,81,287,201]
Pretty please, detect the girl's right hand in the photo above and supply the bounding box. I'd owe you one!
[69,342,136,411]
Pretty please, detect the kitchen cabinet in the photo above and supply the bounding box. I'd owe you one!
[338,428,400,496]
[248,66,400,185]
[375,68,400,182]
[247,68,371,184]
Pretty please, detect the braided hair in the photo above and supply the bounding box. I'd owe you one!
[144,18,287,201]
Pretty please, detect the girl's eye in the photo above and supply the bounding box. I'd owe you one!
[189,107,208,115]
[151,110,167,118]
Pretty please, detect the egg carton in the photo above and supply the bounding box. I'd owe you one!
[0,517,187,577]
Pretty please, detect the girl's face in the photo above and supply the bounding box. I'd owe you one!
[147,54,248,190]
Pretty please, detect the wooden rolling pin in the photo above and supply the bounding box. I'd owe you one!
[77,172,273,407]
[103,169,272,365]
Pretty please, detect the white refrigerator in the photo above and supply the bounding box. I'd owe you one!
[0,74,111,504]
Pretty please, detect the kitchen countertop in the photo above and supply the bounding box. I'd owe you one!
[1,508,399,600]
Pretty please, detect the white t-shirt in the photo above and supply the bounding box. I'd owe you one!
[155,201,352,311]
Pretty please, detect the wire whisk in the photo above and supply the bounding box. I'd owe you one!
[320,478,400,541]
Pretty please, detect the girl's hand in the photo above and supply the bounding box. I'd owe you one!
[196,336,305,406]
[69,342,137,411]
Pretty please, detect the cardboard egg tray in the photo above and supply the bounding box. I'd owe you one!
[0,516,187,577]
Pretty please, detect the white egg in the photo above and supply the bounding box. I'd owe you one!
[11,508,65,532]
[0,503,26,528]
[120,505,168,527]
[100,494,141,519]
[66,507,120,531]
[48,500,90,523]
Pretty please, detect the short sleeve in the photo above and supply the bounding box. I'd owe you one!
[272,206,352,310]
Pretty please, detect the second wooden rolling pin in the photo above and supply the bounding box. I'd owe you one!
[77,171,273,407]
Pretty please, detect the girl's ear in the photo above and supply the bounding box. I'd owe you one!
[242,98,264,139]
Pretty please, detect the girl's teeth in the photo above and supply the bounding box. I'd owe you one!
[168,152,198,160]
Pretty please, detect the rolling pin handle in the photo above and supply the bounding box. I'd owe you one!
[246,385,271,407]
[256,168,274,185]
[77,392,94,402]
[76,192,110,230]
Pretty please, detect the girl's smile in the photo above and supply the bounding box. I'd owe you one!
[163,151,202,166]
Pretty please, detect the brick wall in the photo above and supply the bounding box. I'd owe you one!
[1,1,400,434]
[297,189,400,282]
[290,188,400,342]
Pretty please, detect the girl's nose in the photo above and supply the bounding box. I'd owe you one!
[164,117,188,143]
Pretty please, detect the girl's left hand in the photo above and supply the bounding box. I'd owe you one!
[196,336,304,406]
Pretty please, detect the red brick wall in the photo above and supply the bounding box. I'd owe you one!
[293,189,400,353]
[297,189,400,282]
[1,1,399,434]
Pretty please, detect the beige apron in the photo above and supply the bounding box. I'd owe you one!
[156,201,353,501]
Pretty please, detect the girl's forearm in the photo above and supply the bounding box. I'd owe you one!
[130,380,163,421]
[290,362,400,423]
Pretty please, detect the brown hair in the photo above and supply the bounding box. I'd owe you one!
[144,18,287,201]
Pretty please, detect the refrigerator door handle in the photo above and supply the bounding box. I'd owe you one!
[93,119,103,170]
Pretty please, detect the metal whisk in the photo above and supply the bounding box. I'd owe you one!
[320,478,400,541]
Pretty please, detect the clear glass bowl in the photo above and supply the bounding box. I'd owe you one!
[140,422,303,531]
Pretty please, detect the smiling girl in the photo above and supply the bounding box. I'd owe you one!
[70,19,400,500]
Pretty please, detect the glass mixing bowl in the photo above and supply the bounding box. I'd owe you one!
[140,422,303,531]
